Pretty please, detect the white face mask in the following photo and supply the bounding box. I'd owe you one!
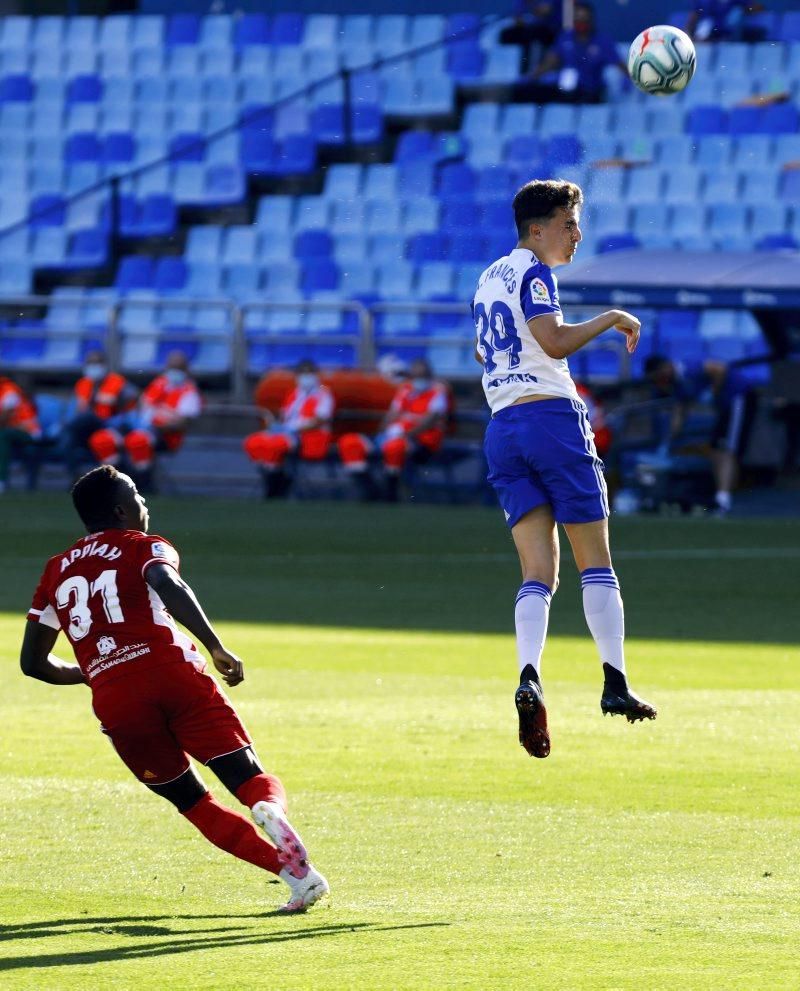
[165,368,187,386]
[297,373,318,391]
[84,363,106,382]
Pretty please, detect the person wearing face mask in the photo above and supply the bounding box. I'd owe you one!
[520,2,626,104]
[0,374,41,494]
[337,358,450,502]
[243,359,335,499]
[88,351,202,490]
[59,351,138,476]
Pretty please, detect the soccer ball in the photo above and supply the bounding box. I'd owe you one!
[628,25,696,95]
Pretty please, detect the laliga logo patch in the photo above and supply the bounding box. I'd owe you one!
[530,278,551,304]
[97,636,117,656]
[151,542,168,558]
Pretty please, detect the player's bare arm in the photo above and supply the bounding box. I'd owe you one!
[20,621,86,685]
[145,563,244,687]
[527,308,641,360]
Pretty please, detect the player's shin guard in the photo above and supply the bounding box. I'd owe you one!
[581,568,626,676]
[182,792,281,875]
[515,581,552,678]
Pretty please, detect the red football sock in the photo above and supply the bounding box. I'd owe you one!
[235,772,287,814]
[182,792,281,875]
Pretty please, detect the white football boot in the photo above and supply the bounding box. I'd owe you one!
[277,864,330,914]
[252,801,329,913]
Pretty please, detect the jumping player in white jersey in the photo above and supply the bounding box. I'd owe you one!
[474,179,656,759]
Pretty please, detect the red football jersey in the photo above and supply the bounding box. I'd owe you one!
[27,529,205,690]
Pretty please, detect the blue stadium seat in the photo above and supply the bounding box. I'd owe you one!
[708,203,749,247]
[416,75,454,115]
[596,233,640,254]
[416,262,454,298]
[341,15,373,47]
[442,201,477,230]
[333,233,367,263]
[447,42,484,81]
[728,105,762,135]
[500,103,535,138]
[755,233,798,250]
[204,164,245,206]
[686,105,728,135]
[585,167,625,203]
[256,196,294,232]
[625,167,664,205]
[272,135,316,176]
[185,260,223,296]
[0,74,34,102]
[340,261,376,296]
[153,257,187,294]
[116,255,154,292]
[375,15,409,54]
[397,161,434,197]
[65,104,99,135]
[221,226,258,265]
[294,229,333,260]
[1,16,33,49]
[67,74,102,104]
[32,227,66,267]
[449,233,487,263]
[703,171,740,202]
[780,170,800,201]
[773,134,800,165]
[407,232,449,262]
[352,105,383,144]
[538,104,578,136]
[695,135,733,168]
[241,132,276,174]
[504,134,546,169]
[587,202,629,237]
[762,103,799,134]
[224,263,263,299]
[403,197,439,233]
[234,15,271,48]
[199,15,232,50]
[482,47,521,84]
[301,259,339,295]
[663,166,702,204]
[778,12,800,42]
[272,13,305,46]
[294,195,331,233]
[329,200,365,235]
[258,228,293,263]
[170,132,205,163]
[749,202,788,240]
[438,163,476,199]
[732,134,773,170]
[29,193,66,227]
[304,14,339,49]
[370,234,406,264]
[475,166,518,203]
[67,229,108,269]
[383,76,416,116]
[166,14,200,47]
[656,138,694,169]
[376,260,414,299]
[365,200,402,234]
[546,134,583,167]
[631,203,673,248]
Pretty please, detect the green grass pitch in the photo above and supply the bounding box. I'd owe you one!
[1,494,799,990]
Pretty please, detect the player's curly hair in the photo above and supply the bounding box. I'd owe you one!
[513,180,584,238]
[72,464,123,528]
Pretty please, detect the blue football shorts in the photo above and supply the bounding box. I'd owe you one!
[484,398,609,528]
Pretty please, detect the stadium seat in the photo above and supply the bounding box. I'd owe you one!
[116,255,154,292]
[728,105,762,135]
[780,170,800,201]
[625,167,664,205]
[686,105,728,135]
[234,14,271,48]
[778,12,800,42]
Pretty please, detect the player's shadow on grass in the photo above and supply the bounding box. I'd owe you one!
[0,916,450,970]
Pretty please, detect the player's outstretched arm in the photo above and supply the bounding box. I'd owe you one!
[20,621,86,685]
[145,563,244,686]
[528,309,641,359]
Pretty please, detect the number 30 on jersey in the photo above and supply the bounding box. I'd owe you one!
[474,301,521,374]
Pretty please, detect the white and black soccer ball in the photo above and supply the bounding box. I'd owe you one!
[628,25,696,95]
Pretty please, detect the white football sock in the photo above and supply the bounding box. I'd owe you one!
[581,568,626,677]
[514,581,552,678]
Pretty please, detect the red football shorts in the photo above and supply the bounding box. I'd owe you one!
[91,660,252,785]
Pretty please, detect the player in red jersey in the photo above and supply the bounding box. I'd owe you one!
[20,465,329,913]
[338,358,449,501]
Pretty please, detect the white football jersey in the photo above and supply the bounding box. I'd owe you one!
[472,247,579,413]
